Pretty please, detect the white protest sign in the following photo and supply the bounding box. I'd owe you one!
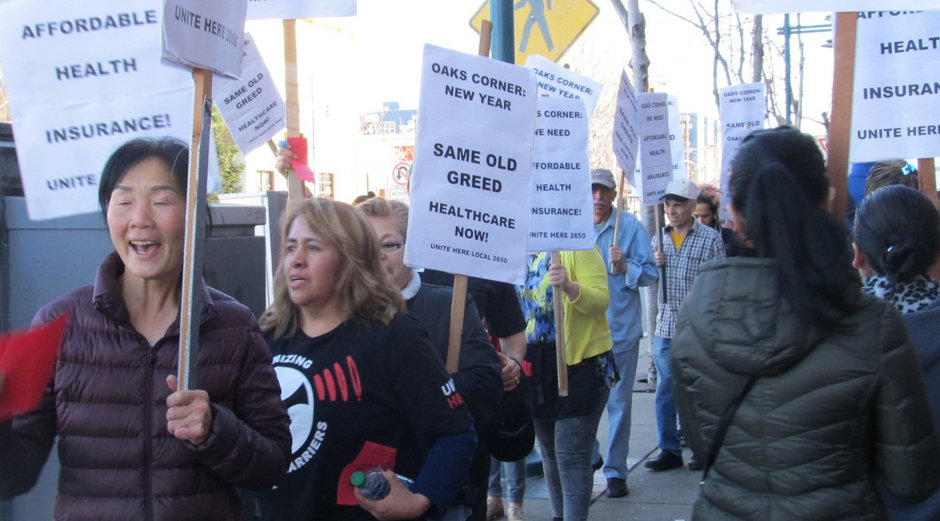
[0,0,206,221]
[524,54,603,117]
[719,82,765,214]
[213,33,285,154]
[667,95,687,181]
[850,11,940,162]
[732,0,940,13]
[637,92,672,205]
[162,0,246,79]
[247,0,356,20]
[613,70,640,188]
[406,44,537,285]
[528,97,593,252]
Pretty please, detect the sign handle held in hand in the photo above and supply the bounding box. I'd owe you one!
[551,251,569,397]
[655,206,667,305]
[610,170,626,274]
[178,68,213,391]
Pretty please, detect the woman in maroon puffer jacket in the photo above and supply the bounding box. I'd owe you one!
[0,138,291,521]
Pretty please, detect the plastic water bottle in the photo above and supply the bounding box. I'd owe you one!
[350,468,414,501]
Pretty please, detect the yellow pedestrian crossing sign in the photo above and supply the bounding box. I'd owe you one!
[470,0,600,65]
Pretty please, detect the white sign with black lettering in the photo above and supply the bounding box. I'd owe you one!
[406,44,537,285]
[162,0,246,78]
[528,97,593,252]
[667,95,687,181]
[613,70,640,189]
[524,54,602,117]
[213,33,285,153]
[850,11,940,162]
[732,0,940,13]
[719,82,765,215]
[0,0,205,221]
[247,0,356,20]
[637,92,672,205]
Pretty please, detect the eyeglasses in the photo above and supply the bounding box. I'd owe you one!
[380,241,405,253]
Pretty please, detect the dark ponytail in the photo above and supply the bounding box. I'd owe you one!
[730,128,855,327]
[854,185,939,283]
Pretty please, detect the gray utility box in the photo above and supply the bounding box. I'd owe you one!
[0,122,269,520]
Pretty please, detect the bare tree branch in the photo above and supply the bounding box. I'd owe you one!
[751,15,764,83]
[735,13,746,83]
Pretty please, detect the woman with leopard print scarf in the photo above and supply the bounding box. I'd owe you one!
[854,184,940,521]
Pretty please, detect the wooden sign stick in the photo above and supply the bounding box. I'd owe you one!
[283,19,305,202]
[610,169,626,274]
[919,158,937,207]
[446,19,495,374]
[826,12,858,223]
[551,251,569,396]
[178,68,213,391]
[655,205,666,305]
[446,274,469,374]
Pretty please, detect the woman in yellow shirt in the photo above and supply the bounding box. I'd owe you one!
[517,248,614,521]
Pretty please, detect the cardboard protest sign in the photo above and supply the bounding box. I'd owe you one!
[524,54,603,117]
[213,33,286,153]
[0,313,68,422]
[528,97,593,252]
[635,96,686,192]
[162,0,246,79]
[406,44,537,285]
[850,11,940,162]
[247,0,357,20]
[732,0,940,12]
[613,70,640,188]
[667,96,687,182]
[636,93,673,205]
[0,0,213,220]
[719,82,765,214]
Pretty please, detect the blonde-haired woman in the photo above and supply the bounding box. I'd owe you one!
[254,198,477,521]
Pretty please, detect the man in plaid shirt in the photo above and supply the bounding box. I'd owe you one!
[645,178,725,472]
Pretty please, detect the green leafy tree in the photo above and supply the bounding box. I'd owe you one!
[209,106,243,202]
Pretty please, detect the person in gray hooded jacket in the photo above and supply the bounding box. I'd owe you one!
[671,128,940,520]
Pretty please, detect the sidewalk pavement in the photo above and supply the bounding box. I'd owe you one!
[492,337,702,520]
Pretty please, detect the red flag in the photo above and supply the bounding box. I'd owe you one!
[0,313,68,421]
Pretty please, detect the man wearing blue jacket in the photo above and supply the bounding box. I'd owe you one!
[589,169,658,498]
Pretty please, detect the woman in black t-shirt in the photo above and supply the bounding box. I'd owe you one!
[254,198,477,521]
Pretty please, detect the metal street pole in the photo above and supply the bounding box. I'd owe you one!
[490,0,515,64]
[777,18,832,127]
[784,14,792,125]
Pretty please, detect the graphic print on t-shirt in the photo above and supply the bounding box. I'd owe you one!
[274,353,364,473]
[275,365,316,454]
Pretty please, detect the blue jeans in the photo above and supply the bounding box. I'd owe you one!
[653,336,681,454]
[601,340,640,479]
[487,456,526,504]
[534,388,609,521]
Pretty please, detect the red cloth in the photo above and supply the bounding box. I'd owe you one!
[287,136,316,182]
[0,313,68,421]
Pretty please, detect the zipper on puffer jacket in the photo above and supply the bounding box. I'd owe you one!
[145,344,157,521]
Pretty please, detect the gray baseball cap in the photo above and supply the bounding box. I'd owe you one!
[590,169,616,189]
[661,178,698,201]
